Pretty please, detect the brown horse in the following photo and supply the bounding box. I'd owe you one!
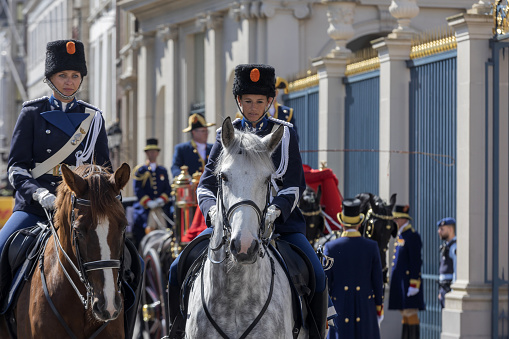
[2,163,130,338]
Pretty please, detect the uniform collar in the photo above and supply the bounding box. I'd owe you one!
[50,95,78,112]
[399,222,412,235]
[341,230,361,237]
[241,116,269,132]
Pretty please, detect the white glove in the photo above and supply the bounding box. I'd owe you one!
[33,188,56,210]
[407,286,419,297]
[146,200,159,209]
[263,205,281,238]
[155,197,165,207]
[377,314,384,327]
[208,205,218,226]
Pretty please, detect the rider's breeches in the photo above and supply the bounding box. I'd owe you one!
[0,211,45,255]
[168,228,326,294]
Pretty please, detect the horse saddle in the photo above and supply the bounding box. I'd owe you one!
[0,222,52,314]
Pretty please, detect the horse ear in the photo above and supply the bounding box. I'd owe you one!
[389,193,397,209]
[61,164,87,196]
[368,193,375,209]
[221,117,235,148]
[266,125,284,153]
[113,163,131,191]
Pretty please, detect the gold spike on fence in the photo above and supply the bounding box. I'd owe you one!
[410,26,457,59]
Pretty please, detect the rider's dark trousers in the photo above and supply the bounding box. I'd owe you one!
[168,227,326,293]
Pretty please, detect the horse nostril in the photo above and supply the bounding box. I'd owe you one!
[230,238,239,256]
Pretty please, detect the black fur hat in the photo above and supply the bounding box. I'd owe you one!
[45,40,87,78]
[232,64,276,98]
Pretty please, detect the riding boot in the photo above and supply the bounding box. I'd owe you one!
[308,288,328,339]
[168,284,185,339]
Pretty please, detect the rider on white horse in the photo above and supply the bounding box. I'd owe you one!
[168,64,329,338]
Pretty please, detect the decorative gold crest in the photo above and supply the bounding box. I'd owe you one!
[493,0,509,36]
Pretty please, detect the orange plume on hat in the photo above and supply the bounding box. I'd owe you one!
[66,41,76,55]
[250,68,260,82]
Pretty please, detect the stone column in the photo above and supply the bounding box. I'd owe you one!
[371,36,412,206]
[311,1,355,189]
[157,25,178,165]
[204,13,223,138]
[135,32,156,163]
[442,11,493,339]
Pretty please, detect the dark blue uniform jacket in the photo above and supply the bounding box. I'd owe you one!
[171,141,213,178]
[132,163,172,228]
[388,224,426,310]
[8,96,110,217]
[324,232,383,339]
[197,116,306,235]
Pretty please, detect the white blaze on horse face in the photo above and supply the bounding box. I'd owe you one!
[96,219,116,315]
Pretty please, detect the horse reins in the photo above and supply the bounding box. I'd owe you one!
[40,192,123,338]
[202,175,277,338]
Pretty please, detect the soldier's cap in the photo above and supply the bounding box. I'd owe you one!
[144,138,160,152]
[233,64,276,98]
[393,204,412,220]
[275,76,289,94]
[182,113,215,133]
[337,198,365,227]
[437,217,455,227]
[45,40,87,78]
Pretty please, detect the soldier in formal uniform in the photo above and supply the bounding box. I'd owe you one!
[437,217,457,309]
[132,138,172,247]
[171,113,215,178]
[0,39,110,255]
[324,198,384,339]
[388,204,425,339]
[168,64,329,338]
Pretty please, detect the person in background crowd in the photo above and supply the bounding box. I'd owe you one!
[268,76,298,138]
[171,113,215,178]
[324,198,384,339]
[437,217,457,309]
[132,138,172,247]
[388,204,426,339]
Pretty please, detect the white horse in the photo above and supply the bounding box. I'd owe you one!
[185,117,306,338]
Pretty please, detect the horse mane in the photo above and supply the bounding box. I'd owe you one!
[214,129,276,176]
[54,164,125,227]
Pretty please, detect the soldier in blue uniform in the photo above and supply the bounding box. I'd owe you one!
[168,64,328,338]
[132,138,172,247]
[437,217,456,309]
[268,76,298,138]
[324,198,384,339]
[0,39,110,255]
[171,113,215,178]
[388,204,425,339]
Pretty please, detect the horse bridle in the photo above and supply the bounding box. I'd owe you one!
[202,175,278,339]
[362,208,395,238]
[44,193,124,310]
[208,175,272,264]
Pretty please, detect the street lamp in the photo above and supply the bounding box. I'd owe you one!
[107,122,122,168]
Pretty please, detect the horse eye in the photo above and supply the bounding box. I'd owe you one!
[221,173,228,182]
